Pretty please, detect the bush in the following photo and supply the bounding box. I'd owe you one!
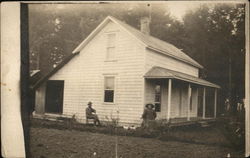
[216,117,245,150]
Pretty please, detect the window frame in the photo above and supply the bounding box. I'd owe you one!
[105,33,116,61]
[103,75,116,104]
[154,84,162,112]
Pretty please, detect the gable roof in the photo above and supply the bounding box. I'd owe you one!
[145,66,220,88]
[73,16,203,69]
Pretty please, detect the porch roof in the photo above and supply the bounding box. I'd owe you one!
[144,66,220,89]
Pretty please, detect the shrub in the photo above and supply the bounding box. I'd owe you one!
[216,117,245,150]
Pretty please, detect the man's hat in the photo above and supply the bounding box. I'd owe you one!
[88,101,92,105]
[145,103,154,108]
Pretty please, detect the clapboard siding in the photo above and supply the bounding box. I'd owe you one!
[145,49,199,77]
[48,21,145,124]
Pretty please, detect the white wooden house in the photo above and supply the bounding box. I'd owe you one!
[33,16,220,126]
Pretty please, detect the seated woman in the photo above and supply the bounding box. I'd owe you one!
[85,101,101,126]
[141,103,157,128]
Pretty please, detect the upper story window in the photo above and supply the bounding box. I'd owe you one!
[104,76,115,103]
[106,33,116,61]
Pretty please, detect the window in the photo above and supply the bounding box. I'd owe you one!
[104,77,115,103]
[154,84,161,112]
[106,33,116,61]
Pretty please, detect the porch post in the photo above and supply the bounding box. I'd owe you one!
[214,89,217,118]
[202,87,206,119]
[167,79,172,121]
[187,84,191,121]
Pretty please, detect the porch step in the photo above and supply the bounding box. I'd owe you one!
[198,121,212,127]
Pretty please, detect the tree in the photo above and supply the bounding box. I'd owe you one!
[182,3,245,113]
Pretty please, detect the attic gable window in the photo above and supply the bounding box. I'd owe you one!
[106,33,116,61]
[104,76,115,103]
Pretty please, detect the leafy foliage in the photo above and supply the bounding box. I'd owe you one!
[181,3,245,112]
[216,116,245,150]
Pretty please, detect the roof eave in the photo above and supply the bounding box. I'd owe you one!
[72,16,112,53]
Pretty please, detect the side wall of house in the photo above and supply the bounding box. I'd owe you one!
[145,49,199,77]
[46,21,146,125]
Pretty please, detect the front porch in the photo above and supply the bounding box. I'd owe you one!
[144,66,220,123]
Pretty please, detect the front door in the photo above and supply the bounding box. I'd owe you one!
[45,80,64,114]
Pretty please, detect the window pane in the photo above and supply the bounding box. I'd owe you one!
[104,90,114,102]
[155,103,161,112]
[105,77,114,89]
[106,47,115,60]
[155,85,161,94]
[107,34,115,47]
[154,84,161,112]
[155,94,161,102]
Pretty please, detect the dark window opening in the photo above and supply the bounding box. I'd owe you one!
[104,90,114,102]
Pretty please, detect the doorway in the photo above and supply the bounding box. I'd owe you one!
[45,80,64,114]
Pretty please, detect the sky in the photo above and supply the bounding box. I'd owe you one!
[32,1,241,22]
[51,2,202,21]
[166,2,202,20]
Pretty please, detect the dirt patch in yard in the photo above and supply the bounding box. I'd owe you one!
[30,127,243,158]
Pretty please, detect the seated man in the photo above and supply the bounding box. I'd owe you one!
[86,101,101,126]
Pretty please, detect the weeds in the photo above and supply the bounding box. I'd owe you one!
[216,117,245,150]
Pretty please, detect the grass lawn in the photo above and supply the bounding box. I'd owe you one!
[29,127,244,158]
